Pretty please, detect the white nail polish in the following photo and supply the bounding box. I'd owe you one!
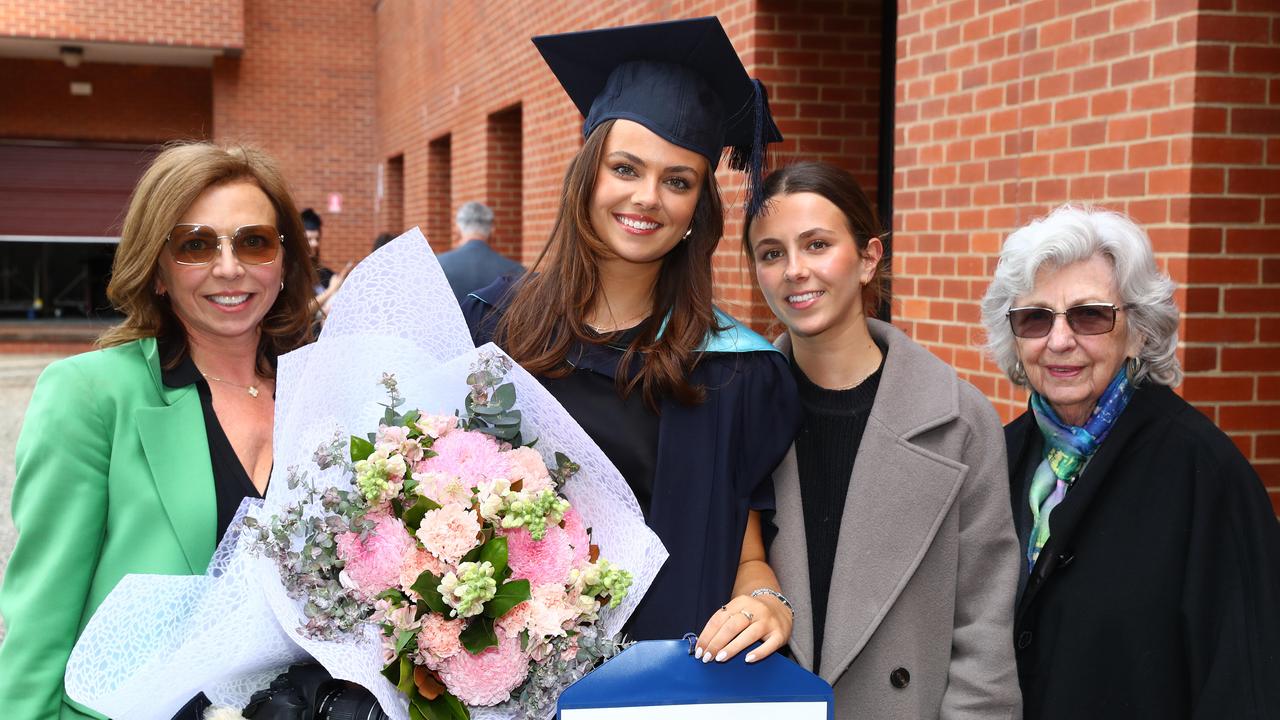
[702,651,712,664]
[746,653,757,663]
[695,647,703,660]
[715,650,727,662]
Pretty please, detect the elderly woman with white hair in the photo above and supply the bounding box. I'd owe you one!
[981,205,1280,719]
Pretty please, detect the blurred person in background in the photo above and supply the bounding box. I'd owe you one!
[437,201,524,304]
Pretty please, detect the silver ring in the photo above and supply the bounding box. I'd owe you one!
[740,609,755,622]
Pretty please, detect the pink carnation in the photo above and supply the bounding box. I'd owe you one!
[421,430,511,488]
[560,507,591,567]
[336,512,417,599]
[399,546,448,596]
[416,503,482,565]
[412,613,465,669]
[437,630,530,706]
[504,447,553,494]
[503,521,575,587]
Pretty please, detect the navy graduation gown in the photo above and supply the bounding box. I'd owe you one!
[462,277,801,641]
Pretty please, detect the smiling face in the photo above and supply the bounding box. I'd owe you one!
[749,192,880,339]
[154,180,284,348]
[1014,254,1141,425]
[589,119,705,269]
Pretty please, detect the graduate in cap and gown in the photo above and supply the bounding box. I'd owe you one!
[463,17,802,663]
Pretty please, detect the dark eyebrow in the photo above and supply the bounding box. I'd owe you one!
[798,227,838,239]
[608,151,699,177]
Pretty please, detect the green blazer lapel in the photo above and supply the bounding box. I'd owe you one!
[136,338,217,574]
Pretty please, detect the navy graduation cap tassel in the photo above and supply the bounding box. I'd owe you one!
[728,79,774,219]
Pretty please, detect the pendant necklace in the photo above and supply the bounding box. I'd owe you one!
[201,372,261,398]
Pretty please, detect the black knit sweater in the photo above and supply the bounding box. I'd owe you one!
[792,354,883,674]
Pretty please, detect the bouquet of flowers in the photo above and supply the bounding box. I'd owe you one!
[248,355,633,717]
[64,229,667,720]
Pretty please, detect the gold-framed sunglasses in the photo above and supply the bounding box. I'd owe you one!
[166,224,284,266]
[1006,303,1126,338]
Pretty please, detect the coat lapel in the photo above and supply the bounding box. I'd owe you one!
[774,320,969,684]
[135,338,217,574]
[1015,385,1161,620]
[819,414,965,683]
[769,444,815,665]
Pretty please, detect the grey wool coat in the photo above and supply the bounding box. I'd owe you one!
[770,319,1023,719]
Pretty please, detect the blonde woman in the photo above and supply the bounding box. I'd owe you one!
[0,143,316,719]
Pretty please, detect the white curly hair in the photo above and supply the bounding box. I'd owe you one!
[980,205,1183,388]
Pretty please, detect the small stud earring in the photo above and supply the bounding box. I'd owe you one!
[279,281,285,291]
[682,227,693,241]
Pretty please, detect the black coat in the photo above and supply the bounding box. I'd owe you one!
[1006,384,1280,719]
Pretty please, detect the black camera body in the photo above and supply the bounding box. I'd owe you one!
[242,663,389,720]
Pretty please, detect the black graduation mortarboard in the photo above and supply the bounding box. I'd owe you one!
[533,16,783,215]
[300,208,322,231]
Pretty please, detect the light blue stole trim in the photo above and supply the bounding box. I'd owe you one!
[656,307,780,354]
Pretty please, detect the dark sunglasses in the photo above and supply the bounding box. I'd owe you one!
[1007,303,1125,338]
[166,224,283,266]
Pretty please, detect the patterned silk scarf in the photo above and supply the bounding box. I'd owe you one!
[1026,367,1135,571]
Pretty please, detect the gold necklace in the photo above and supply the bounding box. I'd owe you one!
[201,372,261,398]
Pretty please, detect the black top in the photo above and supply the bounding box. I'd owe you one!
[463,276,801,641]
[791,354,883,674]
[1006,384,1280,719]
[158,338,265,546]
[540,326,660,517]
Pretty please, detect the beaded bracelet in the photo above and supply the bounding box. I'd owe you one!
[750,587,794,617]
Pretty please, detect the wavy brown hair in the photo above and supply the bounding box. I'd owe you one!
[494,120,726,409]
[98,142,317,376]
[742,161,891,317]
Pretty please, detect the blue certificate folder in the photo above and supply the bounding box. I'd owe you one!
[557,639,834,719]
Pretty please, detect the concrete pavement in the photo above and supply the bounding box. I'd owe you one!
[0,353,65,642]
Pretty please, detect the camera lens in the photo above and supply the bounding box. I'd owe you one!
[315,685,389,720]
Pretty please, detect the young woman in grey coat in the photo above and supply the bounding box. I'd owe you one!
[743,162,1022,718]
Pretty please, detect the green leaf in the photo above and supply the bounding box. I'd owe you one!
[383,406,399,426]
[381,652,404,684]
[402,409,421,428]
[461,544,482,565]
[395,629,416,656]
[402,495,443,531]
[491,411,521,427]
[411,571,448,614]
[471,403,504,416]
[493,383,517,411]
[485,578,531,619]
[477,536,509,579]
[411,692,470,720]
[350,435,376,462]
[460,615,498,654]
[375,588,409,605]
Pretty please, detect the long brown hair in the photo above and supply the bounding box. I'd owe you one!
[98,142,317,376]
[742,161,891,317]
[495,120,725,409]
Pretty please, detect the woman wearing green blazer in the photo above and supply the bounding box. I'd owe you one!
[0,143,317,719]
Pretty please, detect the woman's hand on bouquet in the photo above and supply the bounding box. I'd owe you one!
[694,590,793,665]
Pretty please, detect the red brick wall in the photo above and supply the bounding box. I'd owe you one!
[894,0,1280,504]
[486,105,524,258]
[212,0,377,270]
[426,135,453,254]
[0,0,243,49]
[0,58,211,142]
[374,0,883,328]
